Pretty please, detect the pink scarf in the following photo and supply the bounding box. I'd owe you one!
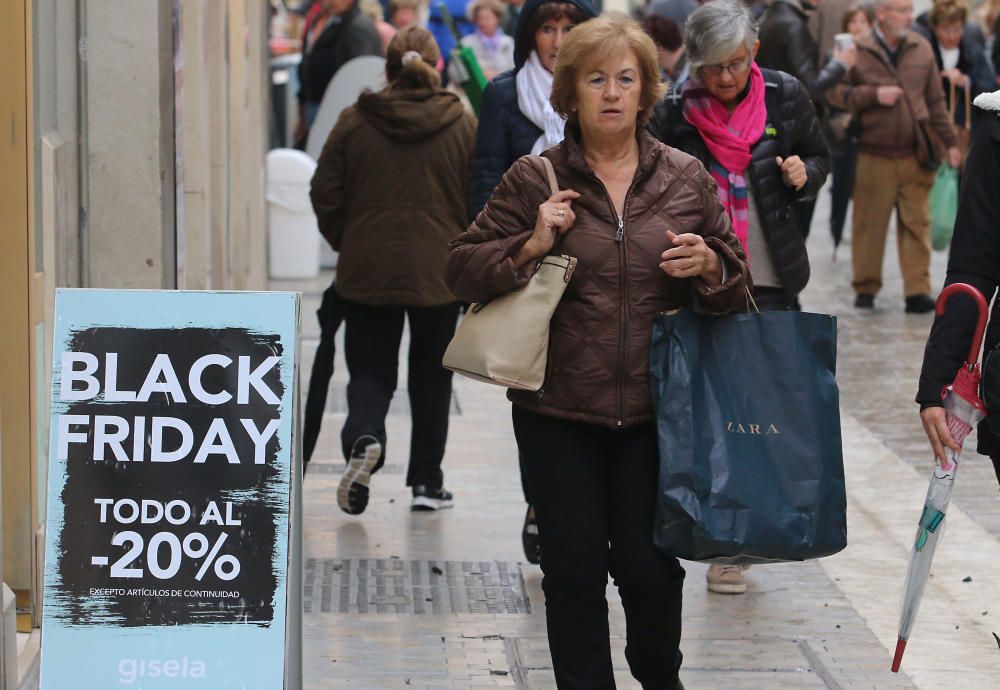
[681,63,767,258]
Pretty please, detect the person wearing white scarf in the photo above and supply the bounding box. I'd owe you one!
[516,50,568,155]
[466,0,595,567]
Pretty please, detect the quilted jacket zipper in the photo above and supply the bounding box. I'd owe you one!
[589,174,635,428]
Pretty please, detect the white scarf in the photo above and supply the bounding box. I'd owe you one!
[516,50,567,155]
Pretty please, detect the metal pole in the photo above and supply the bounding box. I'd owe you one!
[284,300,303,690]
[0,401,6,689]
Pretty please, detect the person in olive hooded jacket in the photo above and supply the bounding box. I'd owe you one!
[310,26,477,516]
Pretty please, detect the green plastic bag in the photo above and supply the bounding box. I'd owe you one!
[930,163,958,251]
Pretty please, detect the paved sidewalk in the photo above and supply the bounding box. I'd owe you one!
[277,186,1000,689]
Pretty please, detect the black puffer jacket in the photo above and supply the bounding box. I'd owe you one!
[993,16,1000,77]
[297,2,383,108]
[917,103,1000,455]
[647,68,830,296]
[757,0,845,105]
[469,73,544,218]
[468,0,598,218]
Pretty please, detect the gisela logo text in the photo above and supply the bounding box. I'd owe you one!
[119,657,206,684]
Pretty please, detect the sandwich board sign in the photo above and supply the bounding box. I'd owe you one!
[39,289,301,689]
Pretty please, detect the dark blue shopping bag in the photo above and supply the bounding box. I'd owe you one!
[649,309,846,563]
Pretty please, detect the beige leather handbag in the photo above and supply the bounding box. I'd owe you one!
[442,156,577,391]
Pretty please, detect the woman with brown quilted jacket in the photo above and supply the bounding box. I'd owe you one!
[446,15,749,689]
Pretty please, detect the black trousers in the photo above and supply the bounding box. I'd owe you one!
[340,299,459,488]
[512,405,685,690]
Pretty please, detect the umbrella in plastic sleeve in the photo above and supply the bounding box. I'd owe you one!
[891,283,989,673]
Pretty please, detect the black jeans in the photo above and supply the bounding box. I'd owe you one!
[512,405,685,690]
[340,299,459,488]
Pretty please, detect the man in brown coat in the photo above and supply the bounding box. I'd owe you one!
[833,0,960,312]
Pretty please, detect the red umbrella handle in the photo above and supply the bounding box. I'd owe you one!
[936,283,989,366]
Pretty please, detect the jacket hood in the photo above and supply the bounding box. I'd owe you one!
[355,88,466,141]
[513,0,598,71]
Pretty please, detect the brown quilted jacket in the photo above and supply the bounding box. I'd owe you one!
[446,131,751,429]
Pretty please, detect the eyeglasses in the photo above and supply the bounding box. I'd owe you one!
[700,57,753,78]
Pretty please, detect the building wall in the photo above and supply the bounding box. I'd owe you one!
[177,0,269,291]
[0,0,271,639]
[80,0,269,291]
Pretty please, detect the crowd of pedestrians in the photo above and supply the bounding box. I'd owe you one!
[294,0,1000,684]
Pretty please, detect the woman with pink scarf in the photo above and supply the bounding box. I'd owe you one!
[648,0,830,593]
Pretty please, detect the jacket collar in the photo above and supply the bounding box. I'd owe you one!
[858,28,919,70]
[552,127,662,183]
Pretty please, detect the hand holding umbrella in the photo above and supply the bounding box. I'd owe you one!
[893,283,990,673]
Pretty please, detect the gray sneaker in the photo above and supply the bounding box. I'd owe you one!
[338,436,382,515]
[706,564,749,594]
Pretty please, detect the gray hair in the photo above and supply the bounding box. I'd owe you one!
[684,0,759,79]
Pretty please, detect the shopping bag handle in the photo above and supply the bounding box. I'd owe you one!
[745,287,760,314]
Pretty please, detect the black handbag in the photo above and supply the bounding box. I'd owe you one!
[981,343,1000,434]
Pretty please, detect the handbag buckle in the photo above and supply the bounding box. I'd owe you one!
[563,256,577,283]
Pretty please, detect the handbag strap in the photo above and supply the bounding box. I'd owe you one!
[538,155,559,196]
[534,155,566,256]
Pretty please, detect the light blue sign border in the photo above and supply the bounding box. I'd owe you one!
[40,289,298,690]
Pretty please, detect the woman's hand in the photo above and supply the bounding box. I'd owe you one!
[776,155,808,191]
[832,43,857,70]
[515,189,581,267]
[941,68,970,89]
[920,406,960,465]
[660,230,723,286]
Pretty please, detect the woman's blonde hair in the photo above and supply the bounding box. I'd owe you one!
[360,0,385,23]
[385,25,441,89]
[466,0,506,24]
[929,0,968,26]
[389,0,421,16]
[549,14,665,128]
